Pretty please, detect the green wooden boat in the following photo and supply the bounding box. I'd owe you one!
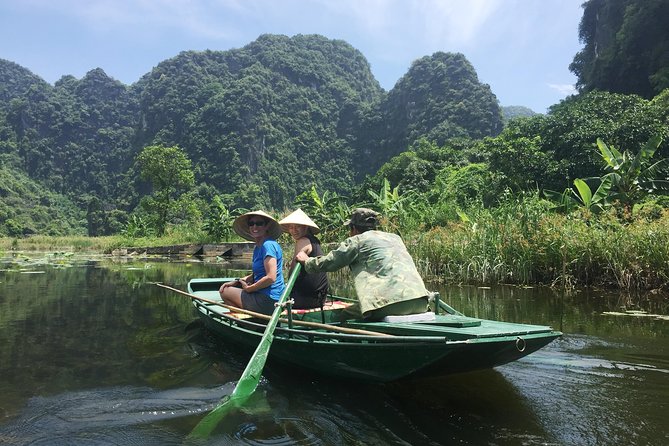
[187,278,562,382]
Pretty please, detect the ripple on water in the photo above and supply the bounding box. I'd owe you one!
[0,385,234,446]
[499,333,669,446]
[229,416,340,445]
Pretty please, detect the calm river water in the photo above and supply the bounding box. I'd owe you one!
[0,254,667,445]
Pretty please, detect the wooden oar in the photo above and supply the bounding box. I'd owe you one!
[437,299,464,316]
[157,283,390,337]
[187,264,301,438]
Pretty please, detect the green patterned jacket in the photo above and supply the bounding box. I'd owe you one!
[303,230,429,315]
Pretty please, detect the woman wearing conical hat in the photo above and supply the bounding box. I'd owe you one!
[219,210,285,315]
[279,209,329,309]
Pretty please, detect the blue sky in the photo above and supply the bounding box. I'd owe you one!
[0,0,583,113]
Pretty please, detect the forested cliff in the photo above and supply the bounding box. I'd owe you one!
[0,34,502,235]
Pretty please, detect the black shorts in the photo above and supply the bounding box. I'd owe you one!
[241,290,277,315]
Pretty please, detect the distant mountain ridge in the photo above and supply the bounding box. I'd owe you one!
[0,33,504,235]
[502,105,539,122]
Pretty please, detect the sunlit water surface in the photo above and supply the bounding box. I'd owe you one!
[0,254,667,445]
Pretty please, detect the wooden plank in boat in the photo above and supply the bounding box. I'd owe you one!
[225,301,352,321]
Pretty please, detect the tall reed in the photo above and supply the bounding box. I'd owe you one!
[408,201,669,291]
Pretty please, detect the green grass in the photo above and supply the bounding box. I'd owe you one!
[0,235,123,253]
[407,206,669,291]
[0,224,247,254]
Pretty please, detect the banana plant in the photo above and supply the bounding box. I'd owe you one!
[597,135,669,211]
[295,186,351,241]
[544,177,612,214]
[365,178,415,233]
[203,196,248,241]
[366,178,411,218]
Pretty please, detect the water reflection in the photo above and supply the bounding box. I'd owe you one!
[0,256,667,445]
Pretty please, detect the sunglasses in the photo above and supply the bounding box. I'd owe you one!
[248,220,266,227]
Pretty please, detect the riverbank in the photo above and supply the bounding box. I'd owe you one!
[0,235,121,253]
[0,234,232,254]
[3,208,669,294]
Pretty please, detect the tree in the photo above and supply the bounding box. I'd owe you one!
[135,145,194,235]
[367,178,410,221]
[203,196,246,241]
[86,196,106,236]
[294,185,351,241]
[507,91,668,190]
[483,131,567,193]
[544,135,668,216]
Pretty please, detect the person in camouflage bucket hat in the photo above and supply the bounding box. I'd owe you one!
[296,208,429,321]
[343,208,380,229]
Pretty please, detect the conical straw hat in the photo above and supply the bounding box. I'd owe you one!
[279,209,320,234]
[232,210,282,241]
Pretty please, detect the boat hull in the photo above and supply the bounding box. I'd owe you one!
[188,278,561,382]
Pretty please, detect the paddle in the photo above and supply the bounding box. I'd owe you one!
[188,263,302,439]
[157,283,391,337]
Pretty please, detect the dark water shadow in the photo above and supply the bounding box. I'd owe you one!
[0,385,233,446]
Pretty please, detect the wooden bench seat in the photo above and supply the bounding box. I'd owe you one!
[226,300,352,320]
[286,300,351,314]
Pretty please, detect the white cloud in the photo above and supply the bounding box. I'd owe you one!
[11,0,512,53]
[416,0,503,46]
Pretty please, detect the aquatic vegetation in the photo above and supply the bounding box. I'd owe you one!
[408,202,669,291]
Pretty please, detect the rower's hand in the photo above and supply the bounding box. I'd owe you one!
[296,251,309,264]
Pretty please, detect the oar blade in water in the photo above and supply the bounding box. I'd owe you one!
[187,394,240,438]
[188,264,301,438]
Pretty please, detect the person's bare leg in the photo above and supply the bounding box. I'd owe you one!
[220,286,243,308]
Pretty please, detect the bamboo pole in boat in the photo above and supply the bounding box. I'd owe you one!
[157,283,391,337]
